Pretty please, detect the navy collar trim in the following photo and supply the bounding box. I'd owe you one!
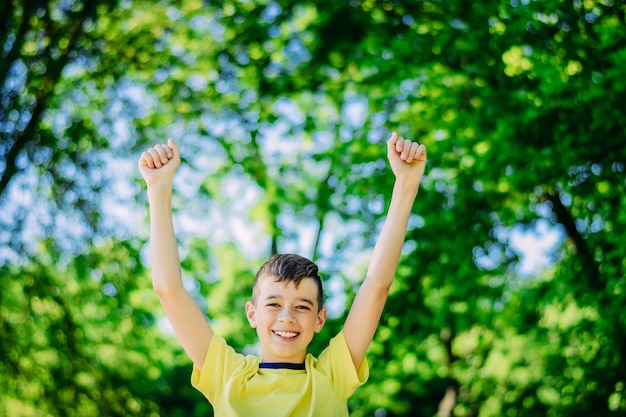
[259,362,306,370]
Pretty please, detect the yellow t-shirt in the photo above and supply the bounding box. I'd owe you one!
[191,332,369,417]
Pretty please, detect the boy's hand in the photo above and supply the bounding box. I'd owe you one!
[387,131,427,187]
[138,138,180,188]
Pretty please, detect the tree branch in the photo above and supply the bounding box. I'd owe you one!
[0,0,103,198]
[439,326,459,417]
[544,189,601,289]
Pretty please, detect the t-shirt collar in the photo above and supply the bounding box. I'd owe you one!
[259,362,306,370]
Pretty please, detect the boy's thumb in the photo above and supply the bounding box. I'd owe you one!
[386,131,398,155]
[167,138,179,153]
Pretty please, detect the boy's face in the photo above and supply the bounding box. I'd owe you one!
[246,275,327,363]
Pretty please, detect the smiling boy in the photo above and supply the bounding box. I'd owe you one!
[246,254,327,364]
[138,132,426,416]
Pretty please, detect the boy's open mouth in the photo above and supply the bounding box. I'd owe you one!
[272,330,300,339]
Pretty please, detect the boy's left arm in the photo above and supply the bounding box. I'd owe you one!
[342,132,427,369]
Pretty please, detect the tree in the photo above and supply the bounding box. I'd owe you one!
[0,1,210,415]
[2,0,625,416]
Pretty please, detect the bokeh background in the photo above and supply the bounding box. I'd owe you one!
[1,1,625,416]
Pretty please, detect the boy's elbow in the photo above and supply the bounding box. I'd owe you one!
[152,277,185,297]
[362,277,393,296]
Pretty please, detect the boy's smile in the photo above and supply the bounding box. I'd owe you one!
[246,276,327,363]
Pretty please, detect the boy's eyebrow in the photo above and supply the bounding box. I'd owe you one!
[297,297,315,306]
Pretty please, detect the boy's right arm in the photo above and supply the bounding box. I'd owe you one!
[139,139,213,371]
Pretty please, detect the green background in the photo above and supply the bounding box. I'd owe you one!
[1,0,625,416]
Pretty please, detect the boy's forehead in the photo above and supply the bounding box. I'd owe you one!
[256,275,318,297]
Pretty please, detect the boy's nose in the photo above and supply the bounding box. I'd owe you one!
[278,308,296,322]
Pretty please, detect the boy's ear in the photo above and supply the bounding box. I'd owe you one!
[245,301,257,328]
[315,307,327,333]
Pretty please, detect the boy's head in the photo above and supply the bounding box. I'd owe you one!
[252,254,324,311]
[247,254,327,362]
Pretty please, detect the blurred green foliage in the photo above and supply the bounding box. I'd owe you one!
[1,0,625,416]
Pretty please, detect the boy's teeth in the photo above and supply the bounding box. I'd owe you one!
[275,331,298,338]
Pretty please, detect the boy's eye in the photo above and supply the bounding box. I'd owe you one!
[296,305,311,310]
[267,303,280,307]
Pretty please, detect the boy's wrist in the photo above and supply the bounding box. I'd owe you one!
[393,177,421,196]
[147,182,173,199]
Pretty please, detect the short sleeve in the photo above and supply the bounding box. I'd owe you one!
[191,336,252,403]
[316,332,369,399]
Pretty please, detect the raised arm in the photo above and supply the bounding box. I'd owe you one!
[138,139,213,370]
[342,132,426,369]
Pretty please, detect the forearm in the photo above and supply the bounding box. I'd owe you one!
[365,178,419,288]
[343,133,425,368]
[343,179,419,366]
[147,184,183,294]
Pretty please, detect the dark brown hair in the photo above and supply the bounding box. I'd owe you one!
[253,254,324,311]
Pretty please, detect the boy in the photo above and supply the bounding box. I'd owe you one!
[138,132,426,416]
